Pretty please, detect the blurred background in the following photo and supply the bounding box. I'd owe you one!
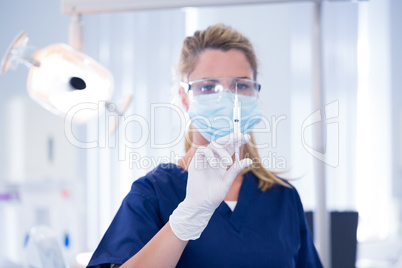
[0,0,401,267]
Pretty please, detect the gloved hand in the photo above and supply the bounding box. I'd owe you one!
[169,133,253,241]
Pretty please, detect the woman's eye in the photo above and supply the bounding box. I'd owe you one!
[200,84,216,93]
[237,83,251,90]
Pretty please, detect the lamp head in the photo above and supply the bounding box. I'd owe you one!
[1,31,114,123]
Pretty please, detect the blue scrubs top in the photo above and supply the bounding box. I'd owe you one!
[87,163,322,268]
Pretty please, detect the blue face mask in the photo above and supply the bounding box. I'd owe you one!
[188,93,263,142]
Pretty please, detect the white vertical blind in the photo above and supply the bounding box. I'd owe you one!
[356,0,393,242]
[82,9,186,248]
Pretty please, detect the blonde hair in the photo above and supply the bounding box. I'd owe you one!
[179,23,258,80]
[180,24,288,191]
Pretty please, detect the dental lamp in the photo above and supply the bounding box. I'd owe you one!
[1,31,114,123]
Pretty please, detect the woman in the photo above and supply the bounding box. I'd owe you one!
[87,23,322,268]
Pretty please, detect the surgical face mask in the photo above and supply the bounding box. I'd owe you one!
[188,93,263,142]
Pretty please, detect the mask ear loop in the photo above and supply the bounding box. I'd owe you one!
[255,84,263,106]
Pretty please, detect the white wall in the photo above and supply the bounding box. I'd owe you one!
[390,0,402,204]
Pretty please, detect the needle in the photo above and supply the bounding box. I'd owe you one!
[233,90,241,162]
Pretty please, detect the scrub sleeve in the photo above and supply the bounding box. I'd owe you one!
[87,163,322,268]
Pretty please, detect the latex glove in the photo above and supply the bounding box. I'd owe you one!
[169,133,253,241]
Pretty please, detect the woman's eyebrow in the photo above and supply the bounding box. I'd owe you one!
[200,78,219,81]
[200,77,251,80]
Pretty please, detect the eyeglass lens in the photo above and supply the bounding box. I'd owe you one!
[190,78,259,97]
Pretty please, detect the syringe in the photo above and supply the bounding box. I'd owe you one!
[233,91,241,162]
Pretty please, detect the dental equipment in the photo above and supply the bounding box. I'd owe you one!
[1,31,115,123]
[233,87,241,162]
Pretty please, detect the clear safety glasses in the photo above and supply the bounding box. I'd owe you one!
[180,78,261,98]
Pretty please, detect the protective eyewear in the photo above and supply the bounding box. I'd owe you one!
[180,78,261,97]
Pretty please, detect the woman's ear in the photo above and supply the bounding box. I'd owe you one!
[179,87,189,111]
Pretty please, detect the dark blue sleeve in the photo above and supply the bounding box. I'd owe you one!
[294,189,323,268]
[87,180,164,267]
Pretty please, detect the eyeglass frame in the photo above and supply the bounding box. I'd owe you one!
[180,77,261,96]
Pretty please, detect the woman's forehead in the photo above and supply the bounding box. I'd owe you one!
[189,49,253,81]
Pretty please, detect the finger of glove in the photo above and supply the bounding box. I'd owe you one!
[195,146,218,168]
[213,134,251,156]
[223,158,253,184]
[207,145,233,167]
[214,133,251,148]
